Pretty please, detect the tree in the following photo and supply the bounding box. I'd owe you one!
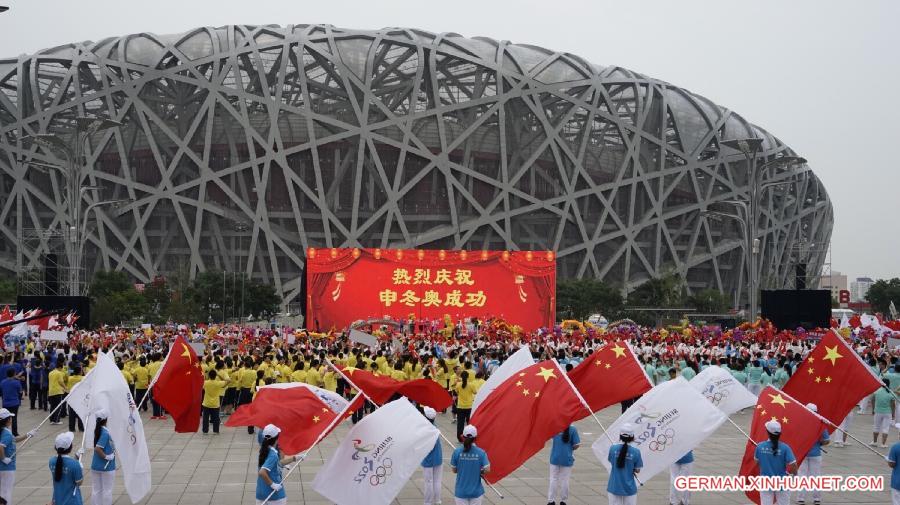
[556,278,623,320]
[0,277,15,304]
[626,273,685,308]
[866,278,900,315]
[686,288,730,314]
[90,271,148,326]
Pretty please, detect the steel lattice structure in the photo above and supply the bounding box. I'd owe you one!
[0,24,832,310]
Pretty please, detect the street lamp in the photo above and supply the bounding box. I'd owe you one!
[21,116,123,296]
[721,138,808,321]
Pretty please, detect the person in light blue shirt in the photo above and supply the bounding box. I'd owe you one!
[256,424,297,505]
[90,409,116,505]
[0,407,34,504]
[753,420,797,505]
[50,431,83,505]
[607,423,642,505]
[450,424,490,504]
[746,357,765,397]
[548,425,580,505]
[669,450,693,505]
[420,407,443,505]
[797,403,829,505]
[886,425,900,505]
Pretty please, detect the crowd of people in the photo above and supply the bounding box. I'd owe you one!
[0,316,899,504]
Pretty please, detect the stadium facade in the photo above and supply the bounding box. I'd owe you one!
[0,24,833,311]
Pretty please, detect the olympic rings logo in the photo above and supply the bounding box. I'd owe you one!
[368,458,393,486]
[648,429,675,452]
[706,389,730,406]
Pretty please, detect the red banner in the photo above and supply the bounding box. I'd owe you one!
[306,248,556,332]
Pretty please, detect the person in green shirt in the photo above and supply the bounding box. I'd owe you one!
[746,358,764,396]
[730,363,748,387]
[643,359,656,386]
[872,379,895,448]
[680,361,697,381]
[773,363,791,389]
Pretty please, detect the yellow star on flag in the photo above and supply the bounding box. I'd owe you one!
[515,381,523,387]
[822,345,843,366]
[768,393,790,408]
[807,367,814,375]
[343,366,359,375]
[814,377,821,383]
[605,363,611,369]
[313,416,320,423]
[595,360,603,366]
[825,376,832,383]
[536,367,557,382]
[522,389,530,396]
[534,391,540,398]
[782,417,788,423]
[611,344,626,358]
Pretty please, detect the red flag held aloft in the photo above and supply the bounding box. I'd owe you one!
[782,330,882,426]
[225,383,363,455]
[152,335,205,432]
[337,366,452,411]
[568,341,652,415]
[738,386,828,504]
[469,360,584,483]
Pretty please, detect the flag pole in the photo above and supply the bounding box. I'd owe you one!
[551,359,645,486]
[136,341,178,412]
[326,358,505,499]
[20,363,100,451]
[259,391,363,505]
[821,419,885,458]
[726,417,756,445]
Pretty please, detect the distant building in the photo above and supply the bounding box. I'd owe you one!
[819,270,848,300]
[850,277,875,303]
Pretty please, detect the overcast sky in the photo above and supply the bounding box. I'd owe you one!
[1,0,897,282]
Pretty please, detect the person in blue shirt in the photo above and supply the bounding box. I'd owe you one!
[420,407,443,505]
[0,369,22,436]
[669,450,693,505]
[50,431,83,505]
[607,423,642,505]
[548,424,580,505]
[797,403,829,505]
[886,422,900,505]
[256,424,297,505]
[0,407,35,504]
[91,409,117,505]
[28,355,46,410]
[450,424,490,505]
[753,419,797,505]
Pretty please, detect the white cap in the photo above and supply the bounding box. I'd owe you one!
[806,403,818,413]
[462,425,477,438]
[0,408,14,420]
[765,419,782,434]
[95,408,109,420]
[55,431,75,450]
[620,422,635,437]
[262,424,281,439]
[423,407,437,420]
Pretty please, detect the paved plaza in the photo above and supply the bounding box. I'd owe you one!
[6,402,892,504]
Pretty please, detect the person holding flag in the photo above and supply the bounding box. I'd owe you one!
[0,407,35,504]
[887,422,900,505]
[796,403,829,505]
[754,420,797,505]
[606,423,642,505]
[547,424,580,505]
[421,407,443,505]
[91,409,116,505]
[50,431,83,505]
[451,425,490,505]
[256,424,297,505]
[873,379,895,448]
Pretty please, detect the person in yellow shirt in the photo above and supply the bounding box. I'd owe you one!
[305,360,322,387]
[322,369,337,392]
[390,362,407,382]
[291,361,307,384]
[66,364,85,432]
[375,352,388,375]
[132,359,150,413]
[454,371,478,441]
[147,354,166,420]
[202,370,228,434]
[238,359,257,434]
[47,361,67,425]
[117,360,134,397]
[222,357,238,415]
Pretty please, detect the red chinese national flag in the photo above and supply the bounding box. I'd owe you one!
[225,384,363,455]
[782,329,882,426]
[739,387,828,504]
[568,341,652,415]
[152,335,204,432]
[469,361,584,483]
[337,366,453,411]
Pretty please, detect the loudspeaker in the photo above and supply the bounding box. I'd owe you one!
[795,263,807,290]
[16,295,91,329]
[44,254,58,294]
[760,289,830,330]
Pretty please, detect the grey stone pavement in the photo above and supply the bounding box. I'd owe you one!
[7,403,893,504]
